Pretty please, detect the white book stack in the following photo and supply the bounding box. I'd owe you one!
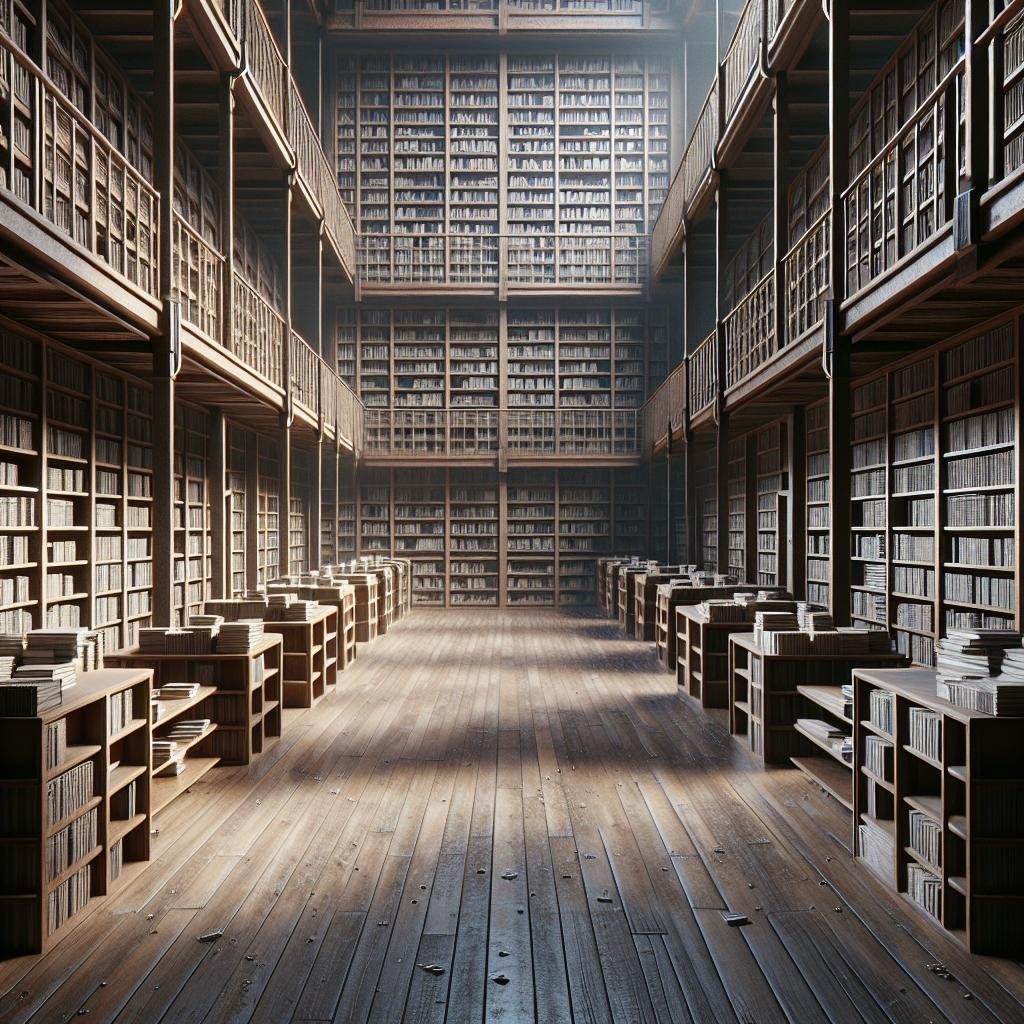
[217,620,264,654]
[164,719,210,742]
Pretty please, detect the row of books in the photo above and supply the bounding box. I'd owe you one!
[46,806,98,882]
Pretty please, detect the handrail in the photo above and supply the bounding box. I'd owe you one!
[722,0,763,122]
[358,233,647,287]
[173,214,223,341]
[362,408,642,457]
[289,330,321,417]
[687,330,718,416]
[841,61,964,199]
[641,361,686,450]
[0,32,159,297]
[242,0,287,130]
[783,208,830,340]
[975,0,1024,48]
[723,269,775,388]
[683,80,718,204]
[232,272,285,388]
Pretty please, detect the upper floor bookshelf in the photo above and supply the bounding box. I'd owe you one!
[335,51,671,289]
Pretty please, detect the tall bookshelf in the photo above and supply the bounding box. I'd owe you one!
[612,466,646,556]
[338,458,357,561]
[257,437,280,587]
[449,468,499,606]
[91,369,124,654]
[727,437,746,580]
[228,428,247,596]
[558,309,611,409]
[507,468,557,607]
[394,468,446,605]
[508,309,556,412]
[558,468,609,605]
[450,309,499,409]
[755,421,785,588]
[172,405,211,626]
[848,318,1019,665]
[321,445,338,566]
[804,399,831,608]
[359,467,392,555]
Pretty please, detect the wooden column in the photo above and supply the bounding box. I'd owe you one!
[280,179,293,580]
[210,408,228,599]
[788,406,806,598]
[245,431,259,588]
[827,0,851,625]
[960,0,989,245]
[772,70,789,353]
[280,419,292,578]
[309,439,322,571]
[152,0,176,627]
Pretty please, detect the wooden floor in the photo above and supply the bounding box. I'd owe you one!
[2,611,1023,1024]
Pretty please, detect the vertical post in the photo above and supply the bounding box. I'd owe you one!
[827,0,851,625]
[310,438,322,569]
[245,431,259,589]
[280,178,293,580]
[773,69,789,355]
[280,418,292,578]
[219,73,236,353]
[210,408,228,599]
[789,406,806,598]
[152,0,176,628]
[959,0,989,246]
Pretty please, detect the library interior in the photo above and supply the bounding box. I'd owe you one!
[1,0,1024,1019]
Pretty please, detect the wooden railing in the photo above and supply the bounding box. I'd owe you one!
[784,209,830,340]
[232,273,285,387]
[688,330,718,417]
[641,361,685,451]
[242,0,287,129]
[722,0,763,122]
[289,330,321,416]
[843,62,964,296]
[173,215,222,341]
[684,81,719,204]
[214,0,244,39]
[723,270,775,388]
[986,1,1024,183]
[362,409,642,457]
[336,375,364,449]
[0,34,159,297]
[358,233,647,287]
[349,0,669,12]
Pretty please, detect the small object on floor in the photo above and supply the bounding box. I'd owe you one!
[418,963,446,975]
[198,929,223,943]
[721,911,750,927]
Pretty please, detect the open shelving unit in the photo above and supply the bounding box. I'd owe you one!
[507,468,557,608]
[755,421,785,588]
[805,399,830,608]
[449,468,499,606]
[727,437,746,580]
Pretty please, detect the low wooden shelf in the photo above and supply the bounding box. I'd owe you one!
[264,605,339,709]
[852,667,1024,957]
[728,634,908,771]
[108,634,283,775]
[632,567,689,641]
[0,668,153,956]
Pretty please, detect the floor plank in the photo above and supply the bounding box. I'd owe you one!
[2,610,1021,1024]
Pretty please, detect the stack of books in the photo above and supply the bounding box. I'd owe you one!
[797,604,834,632]
[284,601,319,622]
[217,620,264,654]
[23,629,90,679]
[153,682,201,701]
[753,611,799,648]
[936,629,1021,679]
[0,675,63,714]
[164,719,210,742]
[204,598,268,622]
[936,676,1024,716]
[138,628,214,656]
[0,654,15,680]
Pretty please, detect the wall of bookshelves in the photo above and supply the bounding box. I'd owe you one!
[558,468,609,606]
[507,468,556,607]
[0,325,160,654]
[450,468,499,606]
[755,420,785,588]
[394,467,446,606]
[805,398,831,608]
[336,52,672,283]
[228,428,248,596]
[289,448,311,575]
[172,406,212,627]
[849,318,1020,666]
[338,458,357,561]
[321,446,339,566]
[257,437,281,588]
[727,437,746,579]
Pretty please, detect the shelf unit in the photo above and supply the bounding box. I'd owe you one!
[228,428,248,596]
[728,633,907,768]
[289,448,311,575]
[507,468,556,607]
[805,399,830,608]
[558,468,609,606]
[727,437,746,579]
[264,606,339,709]
[449,468,499,606]
[172,405,212,627]
[394,468,446,605]
[257,437,281,587]
[359,467,392,555]
[853,667,1024,957]
[755,421,785,588]
[108,634,283,773]
[849,319,1019,666]
[0,668,153,956]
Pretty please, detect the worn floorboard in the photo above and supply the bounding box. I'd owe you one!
[2,610,1022,1024]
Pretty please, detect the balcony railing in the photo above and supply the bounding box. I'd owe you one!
[342,0,671,14]
[722,0,763,123]
[290,330,321,417]
[641,361,685,451]
[362,409,642,457]
[242,0,287,130]
[0,34,159,297]
[723,271,775,389]
[688,330,718,417]
[358,234,648,287]
[784,209,830,341]
[987,2,1024,183]
[336,374,364,448]
[173,214,222,341]
[684,81,719,205]
[232,273,285,387]
[844,62,964,296]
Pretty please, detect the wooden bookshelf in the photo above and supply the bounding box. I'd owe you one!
[804,399,830,608]
[394,468,446,605]
[228,428,248,596]
[0,668,153,956]
[632,567,688,641]
[257,437,281,587]
[727,437,746,580]
[264,606,339,709]
[728,634,907,766]
[849,319,1019,667]
[507,468,556,608]
[755,421,785,588]
[108,634,283,772]
[449,469,499,607]
[172,405,212,627]
[853,667,1024,957]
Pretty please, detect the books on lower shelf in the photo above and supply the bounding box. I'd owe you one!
[906,862,942,920]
